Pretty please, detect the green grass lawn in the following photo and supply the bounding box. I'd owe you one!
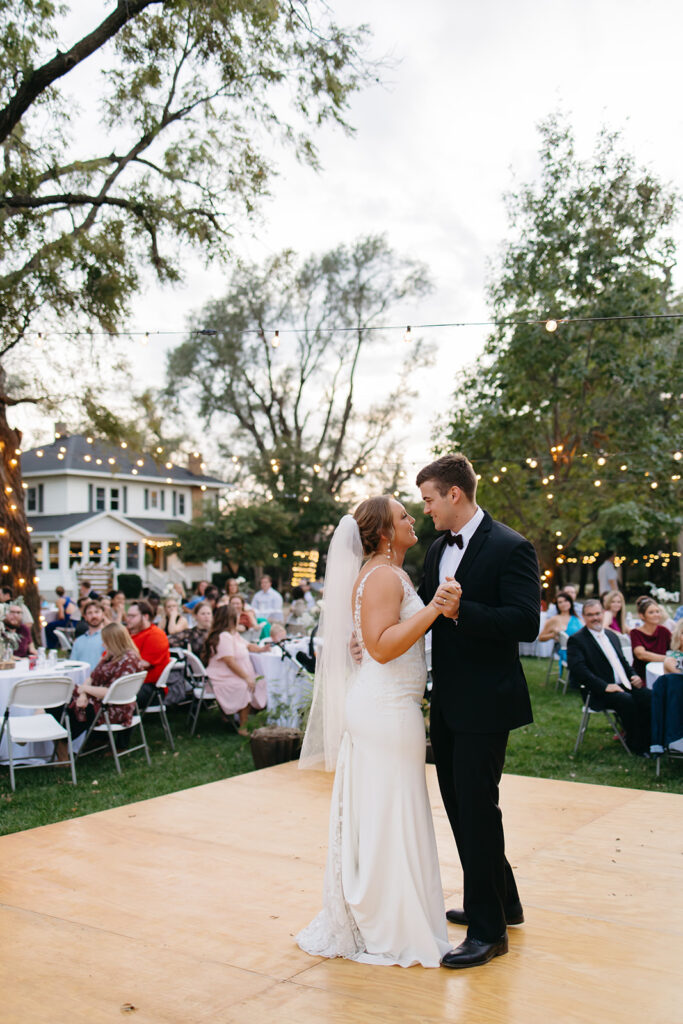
[1,658,680,837]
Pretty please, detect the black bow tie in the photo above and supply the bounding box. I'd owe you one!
[445,532,464,549]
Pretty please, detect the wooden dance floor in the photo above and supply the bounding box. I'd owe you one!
[0,763,681,1023]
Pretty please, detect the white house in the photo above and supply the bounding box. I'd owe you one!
[24,424,226,597]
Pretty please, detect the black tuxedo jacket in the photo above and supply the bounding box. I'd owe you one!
[566,626,634,706]
[419,510,540,734]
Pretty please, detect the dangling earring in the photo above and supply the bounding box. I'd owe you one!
[386,539,393,563]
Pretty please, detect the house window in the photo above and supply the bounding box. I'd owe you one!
[110,488,119,511]
[126,542,139,569]
[27,487,37,512]
[150,490,158,509]
[95,487,105,511]
[144,488,149,510]
[49,542,59,569]
[108,541,120,566]
[122,486,128,514]
[172,490,177,516]
[69,541,83,567]
[89,540,102,562]
[178,494,185,516]
[89,484,93,512]
[32,542,43,568]
[160,490,165,511]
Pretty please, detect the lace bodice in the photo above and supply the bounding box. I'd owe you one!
[353,563,427,683]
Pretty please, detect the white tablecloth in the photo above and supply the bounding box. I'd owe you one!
[250,640,314,728]
[0,659,89,765]
[646,662,665,690]
[518,611,555,659]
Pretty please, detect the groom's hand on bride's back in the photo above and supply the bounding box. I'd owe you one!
[349,634,362,665]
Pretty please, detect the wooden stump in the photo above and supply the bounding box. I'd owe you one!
[250,726,303,769]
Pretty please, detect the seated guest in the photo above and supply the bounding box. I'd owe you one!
[228,594,258,633]
[203,607,267,735]
[110,591,127,624]
[3,604,36,658]
[299,578,316,609]
[602,590,627,634]
[225,578,243,599]
[70,601,106,670]
[72,597,90,637]
[185,580,210,611]
[538,590,582,671]
[285,596,315,634]
[250,574,284,622]
[630,598,672,683]
[159,596,189,636]
[126,600,171,709]
[203,585,220,610]
[78,578,101,602]
[171,601,213,657]
[563,584,583,619]
[567,599,651,754]
[268,622,287,645]
[65,622,144,746]
[99,595,114,624]
[663,619,683,675]
[45,585,77,649]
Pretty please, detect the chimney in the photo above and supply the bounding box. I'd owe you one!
[188,451,203,476]
[54,421,68,440]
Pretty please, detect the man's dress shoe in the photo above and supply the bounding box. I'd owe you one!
[446,906,524,926]
[440,934,508,969]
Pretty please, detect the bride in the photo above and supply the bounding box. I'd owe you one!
[296,495,460,968]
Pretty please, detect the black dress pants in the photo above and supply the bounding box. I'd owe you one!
[594,686,651,754]
[430,702,520,942]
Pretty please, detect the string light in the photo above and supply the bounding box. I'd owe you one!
[271,330,280,348]
[403,326,412,343]
[545,319,558,333]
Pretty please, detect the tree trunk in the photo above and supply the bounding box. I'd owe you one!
[0,395,39,636]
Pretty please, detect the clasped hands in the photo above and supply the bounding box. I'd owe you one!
[433,577,461,620]
[605,675,643,692]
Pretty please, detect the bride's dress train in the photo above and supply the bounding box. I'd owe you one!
[296,566,450,968]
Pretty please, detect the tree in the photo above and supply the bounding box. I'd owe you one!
[0,0,374,614]
[166,234,433,550]
[438,116,683,592]
[174,500,295,581]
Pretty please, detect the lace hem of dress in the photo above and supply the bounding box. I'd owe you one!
[295,732,365,959]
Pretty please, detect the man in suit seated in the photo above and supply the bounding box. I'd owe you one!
[567,598,651,754]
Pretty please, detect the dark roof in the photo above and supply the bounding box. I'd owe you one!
[128,518,187,537]
[28,513,95,533]
[22,434,225,486]
[28,513,189,537]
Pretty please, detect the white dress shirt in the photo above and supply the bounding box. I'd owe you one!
[439,506,485,584]
[251,587,284,621]
[588,628,632,690]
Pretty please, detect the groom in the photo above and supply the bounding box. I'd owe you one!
[417,454,540,968]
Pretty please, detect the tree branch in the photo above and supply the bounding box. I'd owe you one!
[0,0,164,144]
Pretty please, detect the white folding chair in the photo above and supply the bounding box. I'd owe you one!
[52,629,73,652]
[182,650,216,736]
[573,686,631,756]
[0,676,77,790]
[77,671,151,775]
[139,659,177,751]
[617,632,632,661]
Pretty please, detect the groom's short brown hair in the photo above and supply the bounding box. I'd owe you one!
[416,454,477,501]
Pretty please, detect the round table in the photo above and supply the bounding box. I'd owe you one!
[645,662,665,690]
[0,659,90,765]
[249,639,315,728]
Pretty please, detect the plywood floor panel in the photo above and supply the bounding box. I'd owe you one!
[1,763,681,1023]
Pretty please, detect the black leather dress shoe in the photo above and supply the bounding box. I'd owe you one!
[446,906,524,926]
[440,934,508,969]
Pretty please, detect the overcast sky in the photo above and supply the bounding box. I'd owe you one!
[18,0,683,470]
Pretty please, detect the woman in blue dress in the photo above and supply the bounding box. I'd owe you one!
[539,590,582,670]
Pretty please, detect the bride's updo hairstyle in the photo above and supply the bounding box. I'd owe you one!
[353,495,394,557]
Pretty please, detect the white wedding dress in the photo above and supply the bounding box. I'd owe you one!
[296,564,451,968]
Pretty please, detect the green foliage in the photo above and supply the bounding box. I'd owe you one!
[166,234,433,547]
[116,573,143,598]
[173,498,295,569]
[438,115,683,575]
[0,0,374,355]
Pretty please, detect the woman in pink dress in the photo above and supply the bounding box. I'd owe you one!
[203,607,267,734]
